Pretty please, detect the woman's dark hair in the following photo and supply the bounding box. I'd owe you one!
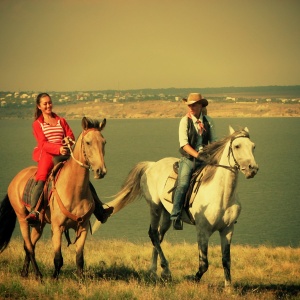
[34,93,51,120]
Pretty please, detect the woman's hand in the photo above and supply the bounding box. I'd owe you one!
[60,146,69,156]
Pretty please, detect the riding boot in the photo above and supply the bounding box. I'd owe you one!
[27,180,44,222]
[89,182,114,223]
[170,187,186,230]
[170,187,185,219]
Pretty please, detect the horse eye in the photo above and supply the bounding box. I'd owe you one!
[86,141,90,145]
[235,145,240,149]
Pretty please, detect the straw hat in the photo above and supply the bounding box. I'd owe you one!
[182,93,208,107]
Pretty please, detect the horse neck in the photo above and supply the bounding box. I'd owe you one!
[63,135,90,189]
[214,142,239,200]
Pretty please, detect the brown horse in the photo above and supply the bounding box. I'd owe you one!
[0,117,107,281]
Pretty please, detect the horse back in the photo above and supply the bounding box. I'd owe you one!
[142,157,178,208]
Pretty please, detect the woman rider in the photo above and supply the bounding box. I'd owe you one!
[27,93,113,223]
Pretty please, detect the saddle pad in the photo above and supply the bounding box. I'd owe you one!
[162,168,203,207]
[22,175,36,207]
[21,164,63,208]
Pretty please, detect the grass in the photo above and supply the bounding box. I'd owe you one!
[0,238,299,299]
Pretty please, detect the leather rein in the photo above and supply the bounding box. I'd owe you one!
[62,128,100,170]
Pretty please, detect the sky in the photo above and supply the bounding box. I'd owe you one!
[0,0,299,92]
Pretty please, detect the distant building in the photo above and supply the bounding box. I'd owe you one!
[226,97,236,101]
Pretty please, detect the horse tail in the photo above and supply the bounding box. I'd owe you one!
[107,161,154,212]
[0,194,17,253]
[92,161,153,234]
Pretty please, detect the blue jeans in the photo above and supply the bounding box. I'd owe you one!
[170,157,202,220]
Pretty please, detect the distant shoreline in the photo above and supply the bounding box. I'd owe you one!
[0,101,299,120]
[31,101,300,119]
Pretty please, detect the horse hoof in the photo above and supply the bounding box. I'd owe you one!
[20,271,28,278]
[37,276,44,284]
[184,274,200,282]
[52,273,59,280]
[161,271,172,282]
[224,285,234,294]
[147,270,159,282]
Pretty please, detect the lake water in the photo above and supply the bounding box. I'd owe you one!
[0,118,299,247]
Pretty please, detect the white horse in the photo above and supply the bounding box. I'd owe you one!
[93,126,259,287]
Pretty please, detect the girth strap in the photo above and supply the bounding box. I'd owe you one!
[51,180,95,220]
[50,169,95,243]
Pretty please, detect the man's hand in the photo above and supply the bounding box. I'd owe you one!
[196,147,207,161]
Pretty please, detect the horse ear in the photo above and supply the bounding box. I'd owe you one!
[81,117,88,130]
[244,127,249,133]
[229,125,235,134]
[99,118,106,131]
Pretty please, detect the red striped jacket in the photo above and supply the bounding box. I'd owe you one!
[32,113,75,162]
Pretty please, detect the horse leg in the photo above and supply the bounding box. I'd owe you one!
[149,245,158,277]
[148,206,172,281]
[51,226,63,279]
[158,209,172,280]
[75,229,88,278]
[18,219,43,280]
[220,226,234,288]
[20,244,31,278]
[195,230,209,282]
[20,225,44,278]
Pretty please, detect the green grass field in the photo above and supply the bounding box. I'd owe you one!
[0,238,299,300]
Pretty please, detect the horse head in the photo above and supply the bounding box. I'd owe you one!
[229,126,259,179]
[81,117,107,179]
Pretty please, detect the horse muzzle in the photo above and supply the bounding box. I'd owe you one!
[93,168,107,179]
[242,164,259,179]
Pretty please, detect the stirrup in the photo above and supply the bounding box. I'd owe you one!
[101,206,114,224]
[173,218,183,230]
[26,211,40,224]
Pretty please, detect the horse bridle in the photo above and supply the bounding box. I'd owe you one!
[213,132,250,172]
[81,128,102,170]
[62,128,100,170]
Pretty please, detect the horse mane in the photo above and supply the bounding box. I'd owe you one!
[200,129,250,183]
[81,117,100,129]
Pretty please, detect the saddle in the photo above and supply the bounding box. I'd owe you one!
[23,157,96,243]
[22,162,65,212]
[163,161,205,224]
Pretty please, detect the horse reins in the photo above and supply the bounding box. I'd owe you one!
[62,136,90,168]
[62,128,100,170]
